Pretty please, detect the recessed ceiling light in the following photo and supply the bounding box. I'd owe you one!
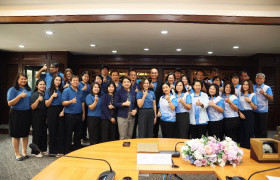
[233,46,239,49]
[144,48,149,51]
[45,31,53,35]
[90,44,96,47]
[18,45,25,48]
[208,51,213,55]
[161,30,168,35]
[112,50,117,54]
[176,48,182,52]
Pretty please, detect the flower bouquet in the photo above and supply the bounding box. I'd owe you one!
[181,136,244,167]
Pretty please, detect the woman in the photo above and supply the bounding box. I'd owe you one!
[93,75,105,95]
[30,79,47,157]
[189,80,209,139]
[7,73,32,161]
[212,76,223,96]
[222,83,240,142]
[238,79,257,149]
[114,77,137,140]
[136,78,157,138]
[157,83,178,138]
[101,82,118,142]
[207,84,225,140]
[166,73,175,94]
[174,81,192,138]
[86,82,102,145]
[63,68,73,89]
[78,71,91,143]
[45,75,64,155]
[181,75,193,93]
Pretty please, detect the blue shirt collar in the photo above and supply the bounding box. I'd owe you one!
[256,83,264,88]
[193,92,201,97]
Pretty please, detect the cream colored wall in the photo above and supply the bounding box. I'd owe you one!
[0,0,280,17]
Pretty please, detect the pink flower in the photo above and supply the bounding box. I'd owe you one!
[205,145,213,155]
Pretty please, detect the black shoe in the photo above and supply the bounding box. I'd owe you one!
[16,156,25,161]
[23,155,29,159]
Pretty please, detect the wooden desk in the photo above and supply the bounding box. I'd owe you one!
[32,138,280,180]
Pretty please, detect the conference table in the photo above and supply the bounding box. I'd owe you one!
[32,138,280,180]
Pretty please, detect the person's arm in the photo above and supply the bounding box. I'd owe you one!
[88,96,99,111]
[229,98,239,112]
[101,95,112,120]
[248,95,258,111]
[168,98,176,111]
[114,91,125,108]
[261,87,273,101]
[153,100,157,124]
[35,64,47,79]
[210,99,224,113]
[45,91,57,107]
[31,94,43,110]
[180,95,192,110]
[8,89,27,106]
[137,91,147,108]
[82,102,85,121]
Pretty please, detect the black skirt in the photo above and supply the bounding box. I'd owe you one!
[9,109,32,138]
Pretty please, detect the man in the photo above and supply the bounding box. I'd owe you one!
[62,75,85,153]
[207,68,224,87]
[231,73,241,96]
[129,69,140,138]
[253,73,273,138]
[240,70,250,82]
[174,68,182,83]
[149,68,163,138]
[195,69,208,93]
[100,65,112,83]
[36,62,64,89]
[111,70,122,91]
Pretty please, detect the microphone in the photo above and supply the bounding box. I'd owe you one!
[29,143,116,180]
[159,142,184,157]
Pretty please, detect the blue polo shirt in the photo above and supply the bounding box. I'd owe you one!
[78,82,91,99]
[253,83,273,113]
[158,95,178,122]
[40,72,64,90]
[7,87,31,110]
[151,81,158,92]
[62,86,84,114]
[136,90,156,109]
[86,94,102,117]
[45,88,63,106]
[207,96,225,121]
[115,82,122,92]
[238,93,257,111]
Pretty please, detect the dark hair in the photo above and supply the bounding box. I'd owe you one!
[110,70,119,76]
[196,69,204,75]
[241,79,254,94]
[139,78,150,91]
[106,81,116,95]
[50,75,64,94]
[223,82,235,95]
[208,84,220,97]
[240,70,248,76]
[33,79,46,93]
[93,75,103,84]
[231,73,239,80]
[50,62,60,68]
[128,69,136,75]
[174,68,182,73]
[162,82,172,94]
[213,76,221,85]
[101,65,109,71]
[210,68,220,73]
[70,75,80,82]
[91,82,101,96]
[122,77,131,83]
[166,73,175,83]
[151,67,159,72]
[181,75,190,85]
[64,68,73,83]
[14,73,31,91]
[81,71,90,77]
[175,80,186,94]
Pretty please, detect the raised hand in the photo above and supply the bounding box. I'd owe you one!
[149,83,154,89]
[42,64,47,71]
[123,99,131,106]
[38,95,43,101]
[64,83,70,88]
[165,95,170,102]
[143,90,148,97]
[196,99,202,106]
[108,103,115,109]
[72,97,77,104]
[94,95,99,102]
[178,97,184,104]
[259,88,265,95]
[82,84,88,91]
[244,97,250,103]
[224,97,230,103]
[52,91,58,98]
[111,118,116,123]
[20,90,27,98]
[209,100,215,107]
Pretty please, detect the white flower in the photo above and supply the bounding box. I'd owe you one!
[194,150,203,160]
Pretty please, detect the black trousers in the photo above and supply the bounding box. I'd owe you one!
[64,113,82,153]
[239,110,255,149]
[138,108,154,138]
[254,112,268,138]
[88,116,102,145]
[132,112,138,139]
[223,117,240,143]
[81,108,88,140]
[153,117,160,138]
[208,120,224,140]
[175,112,190,139]
[47,105,64,154]
[32,109,47,153]
[190,124,207,139]
[101,119,117,142]
[160,120,175,138]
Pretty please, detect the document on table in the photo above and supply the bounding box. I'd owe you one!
[137,153,172,165]
[266,176,280,180]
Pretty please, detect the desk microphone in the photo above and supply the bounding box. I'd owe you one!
[160,141,184,157]
[29,143,116,180]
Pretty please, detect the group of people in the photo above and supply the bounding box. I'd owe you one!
[7,63,273,161]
